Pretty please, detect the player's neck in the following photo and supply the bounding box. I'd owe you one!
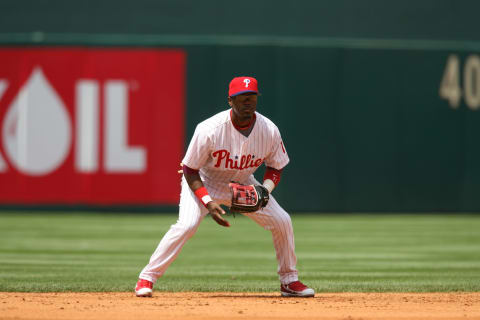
[230,110,256,131]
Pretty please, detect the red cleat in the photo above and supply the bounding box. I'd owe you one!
[135,279,153,297]
[281,281,315,297]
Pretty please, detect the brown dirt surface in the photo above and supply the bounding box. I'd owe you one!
[0,292,479,320]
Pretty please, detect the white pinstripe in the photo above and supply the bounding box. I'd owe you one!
[139,109,298,285]
[139,178,208,283]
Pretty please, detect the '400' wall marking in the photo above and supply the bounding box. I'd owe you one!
[439,54,480,110]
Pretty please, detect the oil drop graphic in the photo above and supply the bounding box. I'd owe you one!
[2,67,72,175]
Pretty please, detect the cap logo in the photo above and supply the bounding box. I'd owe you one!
[243,79,251,88]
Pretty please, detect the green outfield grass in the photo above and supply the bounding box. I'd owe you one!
[0,212,479,293]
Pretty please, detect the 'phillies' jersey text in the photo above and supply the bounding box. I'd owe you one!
[212,149,263,169]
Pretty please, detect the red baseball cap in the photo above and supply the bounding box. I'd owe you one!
[228,76,259,97]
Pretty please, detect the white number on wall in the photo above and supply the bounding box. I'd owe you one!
[463,55,480,110]
[439,55,461,109]
[440,54,480,110]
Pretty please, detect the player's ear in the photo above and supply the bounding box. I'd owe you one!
[227,96,234,107]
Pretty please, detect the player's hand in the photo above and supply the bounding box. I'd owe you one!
[206,201,230,227]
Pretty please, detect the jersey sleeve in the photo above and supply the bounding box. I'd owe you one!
[182,124,212,170]
[264,127,290,170]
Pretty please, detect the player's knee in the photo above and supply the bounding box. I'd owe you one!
[284,215,293,228]
[280,212,292,228]
[173,221,200,237]
[275,211,293,228]
[184,223,199,237]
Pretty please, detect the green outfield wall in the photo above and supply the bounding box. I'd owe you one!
[1,1,479,212]
[0,0,478,41]
[184,46,480,212]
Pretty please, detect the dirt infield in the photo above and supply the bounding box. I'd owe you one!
[1,292,479,320]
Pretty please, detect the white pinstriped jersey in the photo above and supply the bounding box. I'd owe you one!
[140,108,300,286]
[182,109,289,193]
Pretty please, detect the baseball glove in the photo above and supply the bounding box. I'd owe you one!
[229,182,269,213]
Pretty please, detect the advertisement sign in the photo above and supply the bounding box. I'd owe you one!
[0,48,185,204]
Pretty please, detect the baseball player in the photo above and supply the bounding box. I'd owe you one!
[135,76,314,297]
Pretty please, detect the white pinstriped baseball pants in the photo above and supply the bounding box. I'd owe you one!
[139,176,299,285]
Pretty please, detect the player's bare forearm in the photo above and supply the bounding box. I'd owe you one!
[184,171,204,192]
[184,171,230,227]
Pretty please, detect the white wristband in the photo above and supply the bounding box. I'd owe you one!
[262,179,275,193]
[201,195,212,206]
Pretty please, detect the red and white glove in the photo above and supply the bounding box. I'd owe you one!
[229,182,269,213]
